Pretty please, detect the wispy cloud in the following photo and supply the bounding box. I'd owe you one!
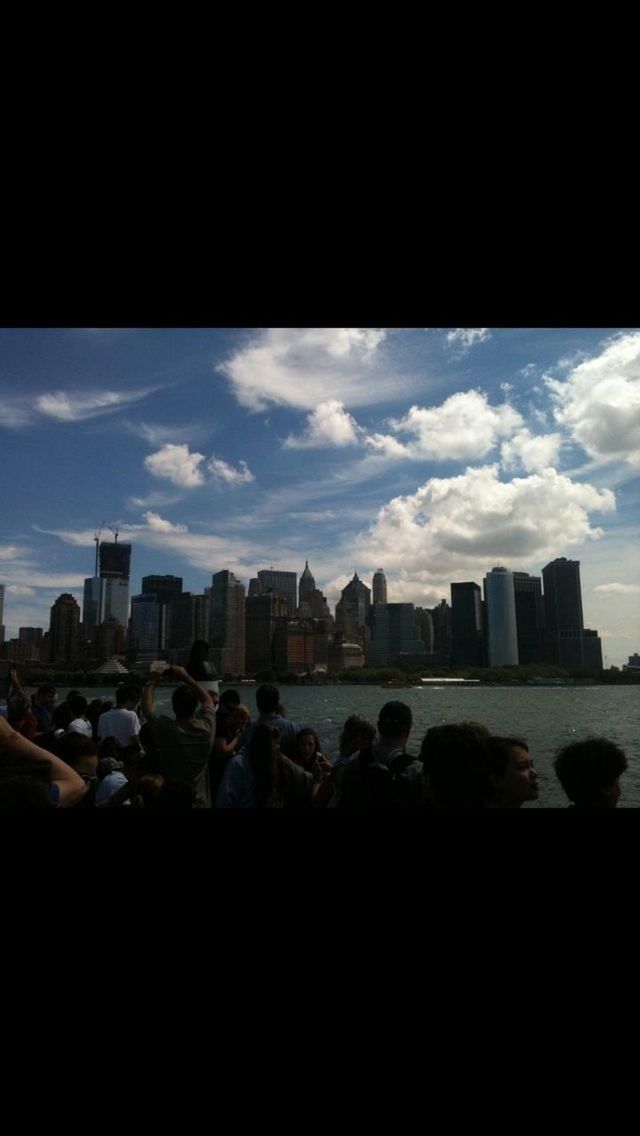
[445,328,492,355]
[594,583,640,595]
[208,457,255,486]
[0,386,157,430]
[217,327,428,412]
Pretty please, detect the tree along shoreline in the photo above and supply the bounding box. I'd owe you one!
[12,664,640,689]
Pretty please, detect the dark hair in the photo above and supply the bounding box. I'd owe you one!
[249,723,292,808]
[98,736,122,760]
[256,684,280,715]
[339,715,376,757]
[65,690,83,702]
[155,778,196,812]
[0,754,52,809]
[7,695,30,721]
[296,727,321,761]
[421,723,492,809]
[37,684,56,698]
[188,640,209,662]
[52,703,73,731]
[487,736,529,778]
[54,732,99,768]
[219,689,241,708]
[68,694,88,718]
[172,684,199,719]
[377,701,412,739]
[115,684,139,706]
[554,737,628,805]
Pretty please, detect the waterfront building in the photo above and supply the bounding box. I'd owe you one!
[429,599,452,666]
[48,593,81,664]
[541,557,602,668]
[368,603,426,667]
[82,576,102,630]
[327,640,365,673]
[272,618,315,674]
[335,573,371,650]
[484,567,519,667]
[99,541,132,630]
[451,582,484,668]
[623,653,640,671]
[18,627,43,646]
[256,569,297,617]
[210,570,246,676]
[245,592,288,674]
[372,569,388,606]
[513,572,545,664]
[130,593,161,664]
[415,607,435,654]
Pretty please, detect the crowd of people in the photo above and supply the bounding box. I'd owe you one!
[0,650,630,810]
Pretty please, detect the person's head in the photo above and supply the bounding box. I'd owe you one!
[36,684,56,707]
[248,722,289,808]
[7,695,30,723]
[339,714,376,757]
[377,701,412,744]
[98,735,122,761]
[256,684,280,715]
[229,704,250,733]
[65,690,82,703]
[421,723,492,809]
[487,737,538,808]
[171,684,199,720]
[0,757,52,809]
[219,689,241,710]
[67,693,88,720]
[188,640,209,664]
[115,684,139,709]
[554,737,628,808]
[54,732,99,778]
[52,702,73,731]
[296,727,321,767]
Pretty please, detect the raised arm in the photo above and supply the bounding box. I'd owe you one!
[171,665,216,712]
[0,716,87,808]
[9,667,27,700]
[141,676,158,719]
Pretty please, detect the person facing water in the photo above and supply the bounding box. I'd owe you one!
[186,640,219,697]
[554,737,628,809]
[338,701,424,811]
[485,736,538,808]
[142,664,217,808]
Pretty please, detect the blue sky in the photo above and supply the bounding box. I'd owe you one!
[1,326,638,665]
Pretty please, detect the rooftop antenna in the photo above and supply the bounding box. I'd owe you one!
[94,519,106,576]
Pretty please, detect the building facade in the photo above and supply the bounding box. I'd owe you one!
[484,567,518,666]
[513,572,545,664]
[210,571,246,676]
[451,582,484,668]
[368,603,426,667]
[256,570,297,617]
[48,593,81,664]
[372,569,388,606]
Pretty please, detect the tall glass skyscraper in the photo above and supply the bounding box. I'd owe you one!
[484,567,518,666]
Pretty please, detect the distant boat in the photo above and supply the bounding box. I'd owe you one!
[420,677,480,685]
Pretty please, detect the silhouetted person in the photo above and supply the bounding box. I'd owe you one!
[554,737,628,809]
[338,702,423,811]
[421,722,491,809]
[486,737,539,808]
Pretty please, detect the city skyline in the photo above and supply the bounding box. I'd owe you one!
[0,327,638,666]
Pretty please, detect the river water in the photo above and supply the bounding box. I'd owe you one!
[49,683,640,808]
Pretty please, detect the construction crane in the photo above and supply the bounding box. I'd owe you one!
[94,519,106,576]
[108,525,119,544]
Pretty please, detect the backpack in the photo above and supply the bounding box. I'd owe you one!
[338,746,422,812]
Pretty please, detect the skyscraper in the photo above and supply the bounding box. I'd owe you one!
[130,594,161,663]
[48,593,80,663]
[210,571,246,675]
[372,569,388,605]
[484,567,518,666]
[429,599,452,665]
[451,582,484,667]
[99,541,132,629]
[299,561,316,607]
[513,572,545,664]
[245,592,288,674]
[256,570,297,617]
[542,558,602,668]
[82,576,102,630]
[335,573,371,648]
[368,603,426,667]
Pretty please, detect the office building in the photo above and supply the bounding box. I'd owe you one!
[82,576,103,630]
[99,541,132,630]
[484,567,518,666]
[451,582,484,668]
[429,600,452,666]
[210,571,246,675]
[372,569,388,606]
[368,603,426,667]
[48,593,80,664]
[272,618,315,674]
[256,570,297,617]
[513,572,545,664]
[130,594,161,663]
[541,558,601,668]
[245,592,288,674]
[415,607,435,654]
[335,573,371,648]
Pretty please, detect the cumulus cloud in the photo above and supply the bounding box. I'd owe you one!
[217,327,426,412]
[359,465,616,583]
[142,511,188,533]
[284,400,362,449]
[365,391,522,462]
[545,331,640,465]
[500,428,562,473]
[445,328,491,353]
[145,443,206,488]
[594,583,640,595]
[208,457,255,486]
[36,388,155,422]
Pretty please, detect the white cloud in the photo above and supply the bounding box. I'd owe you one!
[545,331,640,465]
[594,583,640,595]
[0,399,33,428]
[142,511,188,533]
[365,391,522,463]
[359,465,616,584]
[284,400,362,449]
[445,328,491,353]
[132,421,204,446]
[145,443,206,488]
[217,327,423,412]
[5,585,36,597]
[0,545,23,560]
[208,457,255,486]
[500,428,562,473]
[36,387,155,422]
[126,491,182,509]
